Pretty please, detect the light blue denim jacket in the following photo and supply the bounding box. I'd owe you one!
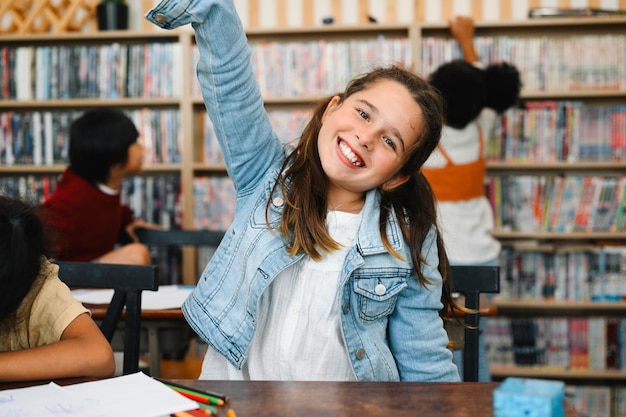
[146,0,459,382]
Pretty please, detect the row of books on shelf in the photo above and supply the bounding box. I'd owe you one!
[197,110,311,164]
[499,246,626,303]
[0,174,59,203]
[198,103,626,165]
[190,38,411,99]
[121,175,184,285]
[4,33,625,102]
[0,43,182,100]
[4,171,623,239]
[488,102,626,162]
[421,34,626,91]
[0,174,184,227]
[0,109,182,165]
[192,176,235,230]
[121,174,181,229]
[566,384,625,417]
[489,175,626,233]
[0,174,237,235]
[486,316,626,372]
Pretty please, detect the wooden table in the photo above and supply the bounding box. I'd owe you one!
[167,380,580,417]
[0,378,579,417]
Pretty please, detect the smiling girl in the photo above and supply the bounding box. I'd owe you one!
[146,0,459,382]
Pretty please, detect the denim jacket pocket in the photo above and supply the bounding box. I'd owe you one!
[353,271,409,321]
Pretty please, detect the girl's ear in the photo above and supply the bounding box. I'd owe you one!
[322,95,341,122]
[382,173,410,191]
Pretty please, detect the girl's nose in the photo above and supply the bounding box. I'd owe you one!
[357,129,375,149]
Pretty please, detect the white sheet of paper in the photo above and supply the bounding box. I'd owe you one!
[71,285,193,310]
[0,372,198,417]
[63,372,197,416]
[0,382,97,417]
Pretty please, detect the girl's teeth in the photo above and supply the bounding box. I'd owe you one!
[339,141,363,167]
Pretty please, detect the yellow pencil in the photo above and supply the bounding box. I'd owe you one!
[227,409,238,417]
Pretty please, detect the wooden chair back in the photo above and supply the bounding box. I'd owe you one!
[55,261,159,375]
[450,265,500,382]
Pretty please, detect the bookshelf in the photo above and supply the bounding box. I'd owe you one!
[417,16,626,416]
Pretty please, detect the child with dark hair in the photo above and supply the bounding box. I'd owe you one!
[0,195,115,381]
[422,16,522,381]
[43,108,159,265]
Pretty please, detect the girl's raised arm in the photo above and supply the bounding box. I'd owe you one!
[146,0,284,192]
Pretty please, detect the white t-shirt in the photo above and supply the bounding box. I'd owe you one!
[200,210,362,380]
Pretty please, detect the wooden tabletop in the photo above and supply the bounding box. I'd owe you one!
[86,306,497,320]
[86,304,185,320]
[167,380,580,417]
[0,379,579,416]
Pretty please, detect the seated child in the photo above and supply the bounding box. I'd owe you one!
[0,195,115,381]
[43,108,159,265]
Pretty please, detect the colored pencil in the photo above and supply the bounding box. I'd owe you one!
[227,409,238,417]
[196,402,219,415]
[186,409,211,417]
[168,386,224,406]
[155,377,230,403]
[172,412,196,417]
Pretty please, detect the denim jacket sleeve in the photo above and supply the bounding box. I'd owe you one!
[389,228,460,381]
[145,0,284,194]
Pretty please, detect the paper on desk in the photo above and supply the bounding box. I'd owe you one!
[71,285,194,310]
[0,382,95,417]
[0,372,197,417]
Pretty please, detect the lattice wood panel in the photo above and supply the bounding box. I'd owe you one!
[0,0,99,34]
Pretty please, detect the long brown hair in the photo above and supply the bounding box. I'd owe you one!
[268,66,459,324]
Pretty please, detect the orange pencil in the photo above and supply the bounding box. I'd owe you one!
[186,409,210,417]
[227,409,238,417]
[172,412,196,417]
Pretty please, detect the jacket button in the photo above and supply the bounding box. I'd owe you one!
[272,197,284,207]
[342,303,350,313]
[356,348,366,360]
[375,283,386,295]
[155,14,167,23]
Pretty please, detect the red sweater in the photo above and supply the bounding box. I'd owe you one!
[43,168,134,261]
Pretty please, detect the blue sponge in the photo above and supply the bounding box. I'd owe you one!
[493,377,565,417]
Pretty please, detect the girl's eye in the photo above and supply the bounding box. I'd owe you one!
[357,109,369,121]
[383,136,396,150]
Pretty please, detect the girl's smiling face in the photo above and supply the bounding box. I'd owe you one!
[317,79,424,203]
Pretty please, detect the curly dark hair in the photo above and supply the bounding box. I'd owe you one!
[428,60,522,129]
[484,62,522,113]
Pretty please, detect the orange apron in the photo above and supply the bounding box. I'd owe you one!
[422,127,486,202]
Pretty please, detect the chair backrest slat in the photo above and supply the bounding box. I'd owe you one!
[135,228,225,247]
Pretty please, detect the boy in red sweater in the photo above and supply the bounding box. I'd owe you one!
[43,108,158,265]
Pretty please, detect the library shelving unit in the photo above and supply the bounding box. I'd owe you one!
[0,29,196,281]
[418,17,626,412]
